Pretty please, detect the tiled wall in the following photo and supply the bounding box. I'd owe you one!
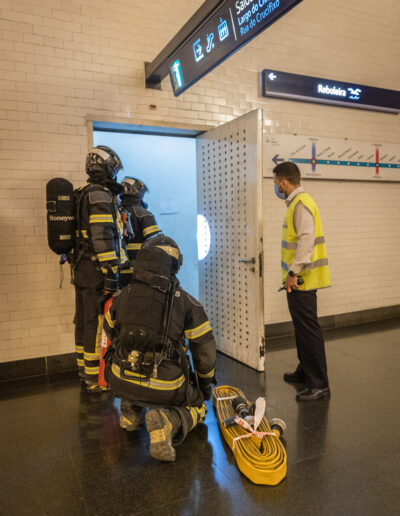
[262,179,400,324]
[0,0,399,362]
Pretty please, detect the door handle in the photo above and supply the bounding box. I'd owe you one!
[239,257,256,264]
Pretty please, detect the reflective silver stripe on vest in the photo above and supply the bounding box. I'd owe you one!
[281,257,329,271]
[281,241,298,250]
[302,258,329,271]
[281,236,326,250]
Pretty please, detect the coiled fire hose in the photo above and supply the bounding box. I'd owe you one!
[213,385,287,485]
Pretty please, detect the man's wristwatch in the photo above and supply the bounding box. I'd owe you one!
[288,270,296,278]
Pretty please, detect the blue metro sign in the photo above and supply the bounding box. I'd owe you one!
[169,0,304,96]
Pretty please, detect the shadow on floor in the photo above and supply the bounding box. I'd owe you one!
[0,319,399,515]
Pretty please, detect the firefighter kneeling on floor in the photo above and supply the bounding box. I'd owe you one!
[103,234,217,462]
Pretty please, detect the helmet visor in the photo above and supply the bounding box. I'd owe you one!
[154,245,180,261]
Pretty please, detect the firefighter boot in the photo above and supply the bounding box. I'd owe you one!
[145,409,181,462]
[119,402,142,431]
[86,382,109,394]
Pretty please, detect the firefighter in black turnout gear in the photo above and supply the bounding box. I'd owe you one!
[103,234,217,461]
[119,177,160,286]
[73,146,128,393]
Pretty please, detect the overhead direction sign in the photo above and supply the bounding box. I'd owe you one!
[168,0,304,96]
[262,69,400,113]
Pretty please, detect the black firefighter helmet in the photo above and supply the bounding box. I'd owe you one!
[121,177,148,200]
[139,234,183,276]
[85,145,123,180]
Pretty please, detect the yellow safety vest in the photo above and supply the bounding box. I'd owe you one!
[281,192,331,290]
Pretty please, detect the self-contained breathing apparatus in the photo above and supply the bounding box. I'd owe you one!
[46,177,76,256]
[119,177,149,239]
[45,146,124,287]
[116,275,179,381]
[107,235,193,400]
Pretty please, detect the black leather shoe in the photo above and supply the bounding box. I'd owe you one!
[296,387,330,401]
[283,371,306,384]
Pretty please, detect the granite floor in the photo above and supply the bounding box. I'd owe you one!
[0,318,399,515]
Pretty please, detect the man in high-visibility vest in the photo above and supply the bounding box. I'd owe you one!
[273,161,331,401]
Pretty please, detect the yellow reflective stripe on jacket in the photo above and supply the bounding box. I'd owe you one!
[281,192,331,290]
[120,248,128,264]
[120,268,133,274]
[111,364,185,391]
[184,321,212,340]
[75,345,84,353]
[127,243,143,251]
[95,314,103,354]
[97,251,118,262]
[116,210,123,232]
[102,264,118,274]
[105,310,115,329]
[85,366,100,375]
[198,368,215,379]
[188,407,198,428]
[89,214,114,224]
[84,351,101,360]
[75,229,89,239]
[143,225,160,237]
[187,404,206,430]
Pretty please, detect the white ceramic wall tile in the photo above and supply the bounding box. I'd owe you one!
[0,0,399,362]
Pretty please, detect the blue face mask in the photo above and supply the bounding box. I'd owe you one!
[274,184,286,200]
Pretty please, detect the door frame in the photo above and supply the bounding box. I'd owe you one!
[86,115,211,149]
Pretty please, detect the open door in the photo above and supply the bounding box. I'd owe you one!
[196,109,264,371]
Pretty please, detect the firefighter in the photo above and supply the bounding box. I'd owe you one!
[118,177,160,286]
[72,145,129,393]
[103,234,217,461]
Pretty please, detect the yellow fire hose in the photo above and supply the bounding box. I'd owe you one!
[213,385,287,485]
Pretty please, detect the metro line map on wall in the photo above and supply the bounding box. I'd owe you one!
[264,135,400,181]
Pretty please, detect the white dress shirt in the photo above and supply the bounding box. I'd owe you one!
[285,186,315,275]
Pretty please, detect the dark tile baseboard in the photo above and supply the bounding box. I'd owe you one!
[0,353,77,382]
[266,304,400,339]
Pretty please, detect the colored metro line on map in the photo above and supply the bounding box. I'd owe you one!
[266,135,400,181]
[288,143,400,175]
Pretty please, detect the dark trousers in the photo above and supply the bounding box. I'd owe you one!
[73,259,106,384]
[286,289,329,389]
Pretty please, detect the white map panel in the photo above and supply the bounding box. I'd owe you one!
[264,135,400,181]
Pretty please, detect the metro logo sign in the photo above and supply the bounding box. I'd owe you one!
[262,69,400,113]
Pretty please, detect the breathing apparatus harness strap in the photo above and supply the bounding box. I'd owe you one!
[133,270,171,293]
[71,184,118,281]
[118,271,191,403]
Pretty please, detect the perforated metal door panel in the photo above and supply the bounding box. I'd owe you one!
[196,110,264,371]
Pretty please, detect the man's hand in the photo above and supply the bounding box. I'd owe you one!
[285,274,299,293]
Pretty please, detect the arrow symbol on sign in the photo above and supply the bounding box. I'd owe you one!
[272,154,284,165]
[268,72,277,81]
